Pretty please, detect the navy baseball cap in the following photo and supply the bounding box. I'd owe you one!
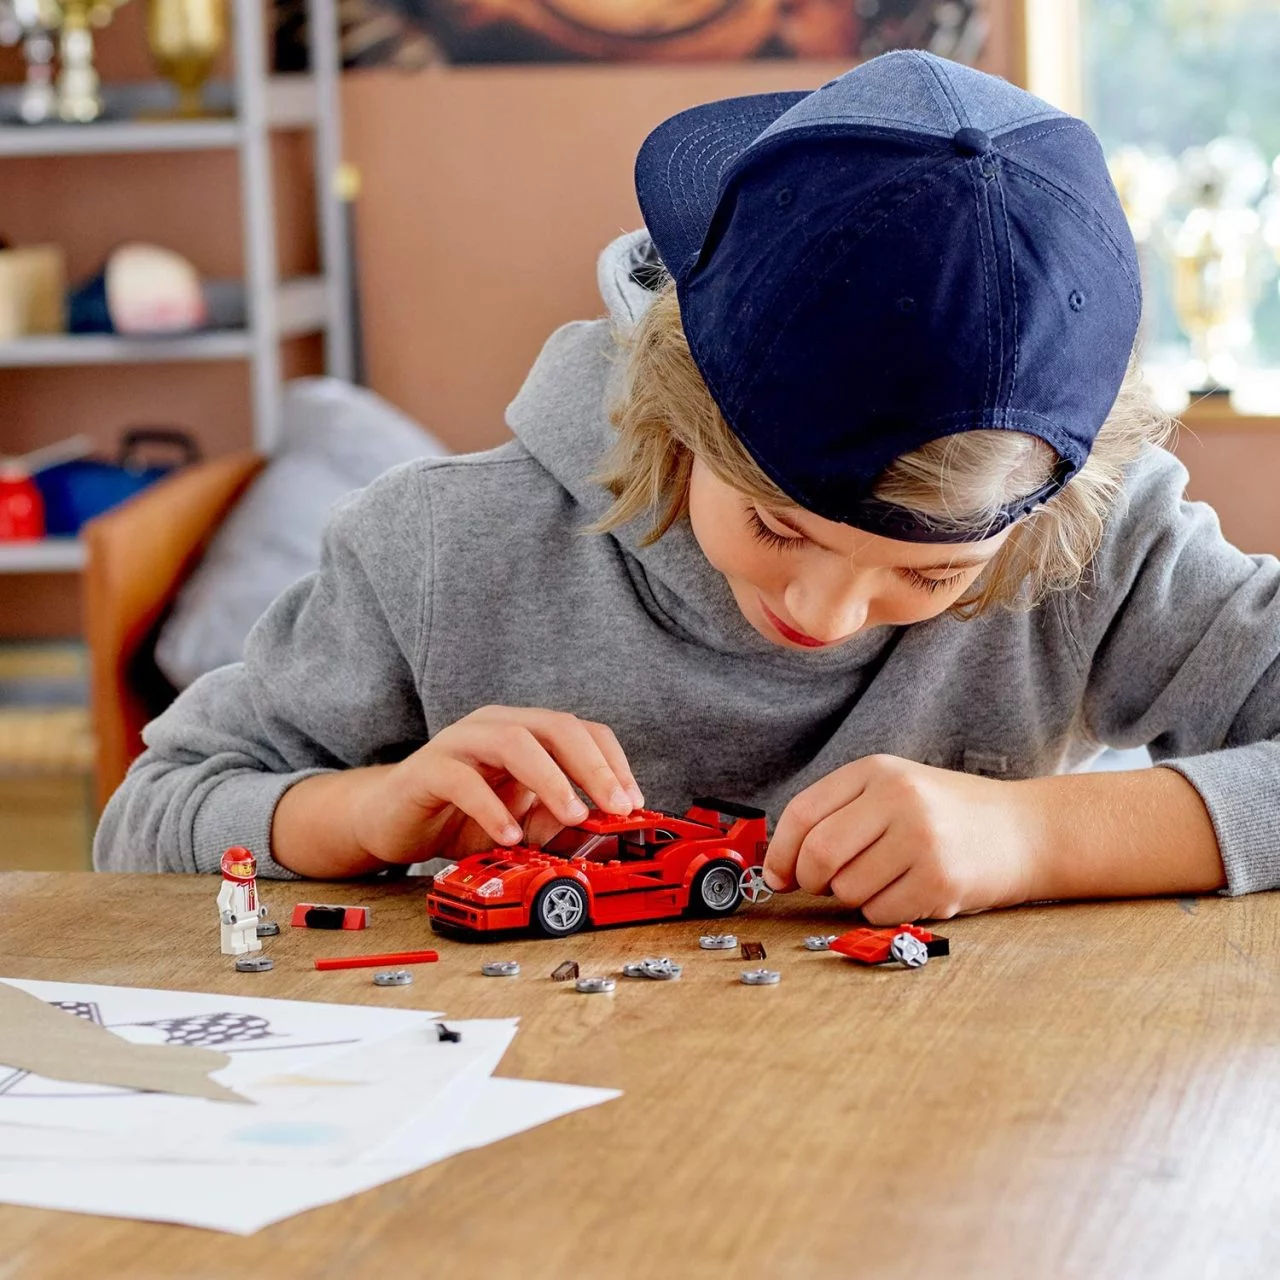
[634,51,1142,542]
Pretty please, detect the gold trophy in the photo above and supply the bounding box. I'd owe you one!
[146,0,226,117]
[46,0,128,123]
[1166,138,1270,393]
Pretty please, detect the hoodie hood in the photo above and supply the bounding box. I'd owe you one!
[505,229,891,669]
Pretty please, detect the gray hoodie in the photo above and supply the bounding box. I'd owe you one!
[95,230,1280,896]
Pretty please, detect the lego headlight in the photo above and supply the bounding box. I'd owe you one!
[476,877,505,898]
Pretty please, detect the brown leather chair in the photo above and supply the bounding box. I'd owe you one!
[83,452,265,811]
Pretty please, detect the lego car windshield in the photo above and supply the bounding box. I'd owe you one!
[540,829,614,860]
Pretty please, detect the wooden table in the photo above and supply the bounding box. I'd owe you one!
[2,872,1278,1279]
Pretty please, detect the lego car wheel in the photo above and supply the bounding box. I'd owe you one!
[532,878,589,938]
[690,858,743,916]
[738,865,773,905]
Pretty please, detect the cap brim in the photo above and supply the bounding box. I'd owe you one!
[635,90,809,284]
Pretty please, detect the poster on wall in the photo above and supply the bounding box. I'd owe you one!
[275,0,999,71]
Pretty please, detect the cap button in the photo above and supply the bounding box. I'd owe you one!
[952,127,993,157]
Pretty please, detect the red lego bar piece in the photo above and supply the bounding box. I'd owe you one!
[291,903,370,930]
[830,924,949,965]
[314,949,439,971]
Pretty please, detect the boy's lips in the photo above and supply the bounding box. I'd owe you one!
[758,597,828,647]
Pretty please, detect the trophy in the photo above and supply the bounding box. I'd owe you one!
[146,0,227,117]
[0,0,60,123]
[1164,137,1270,393]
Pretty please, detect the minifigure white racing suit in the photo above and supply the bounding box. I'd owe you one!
[218,846,264,956]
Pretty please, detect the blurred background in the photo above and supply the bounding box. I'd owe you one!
[2,0,1278,868]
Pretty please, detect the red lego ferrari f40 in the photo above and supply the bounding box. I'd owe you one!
[425,798,769,938]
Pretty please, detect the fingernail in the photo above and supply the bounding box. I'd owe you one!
[763,869,782,890]
[629,786,645,809]
[568,798,589,820]
[500,825,522,844]
[610,788,632,812]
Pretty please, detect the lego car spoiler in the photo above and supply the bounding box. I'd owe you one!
[686,797,767,823]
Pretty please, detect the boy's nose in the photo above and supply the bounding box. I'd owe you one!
[788,587,869,643]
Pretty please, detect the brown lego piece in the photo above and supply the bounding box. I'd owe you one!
[740,941,767,961]
[551,960,580,982]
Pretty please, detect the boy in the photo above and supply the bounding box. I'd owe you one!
[96,52,1280,923]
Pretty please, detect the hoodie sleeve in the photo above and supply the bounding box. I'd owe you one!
[1057,446,1280,896]
[93,462,432,877]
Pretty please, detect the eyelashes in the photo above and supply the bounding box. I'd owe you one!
[747,508,968,594]
[747,509,802,551]
[901,568,966,594]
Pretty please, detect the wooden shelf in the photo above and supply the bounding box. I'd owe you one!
[1179,393,1280,435]
[0,77,319,158]
[0,277,329,368]
[0,540,85,574]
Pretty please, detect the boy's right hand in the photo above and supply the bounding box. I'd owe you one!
[347,705,645,865]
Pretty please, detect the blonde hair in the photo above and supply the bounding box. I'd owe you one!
[590,283,1175,615]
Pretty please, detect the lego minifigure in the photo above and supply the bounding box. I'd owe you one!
[217,846,265,956]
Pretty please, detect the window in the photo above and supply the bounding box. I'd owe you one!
[1034,1,1280,401]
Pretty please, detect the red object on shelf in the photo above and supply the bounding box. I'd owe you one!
[426,796,769,939]
[0,472,45,541]
[291,903,370,930]
[314,949,439,971]
[830,924,949,965]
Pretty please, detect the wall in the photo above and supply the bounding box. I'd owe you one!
[1175,405,1280,556]
[5,13,1279,639]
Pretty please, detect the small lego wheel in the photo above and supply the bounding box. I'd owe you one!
[699,934,738,950]
[803,935,837,951]
[481,960,520,978]
[532,878,589,938]
[738,866,773,905]
[373,970,413,986]
[691,859,744,916]
[235,955,273,972]
[889,933,930,969]
[575,976,617,994]
[740,968,781,985]
[256,921,281,937]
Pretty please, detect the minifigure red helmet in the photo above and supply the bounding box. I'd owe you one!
[220,846,257,882]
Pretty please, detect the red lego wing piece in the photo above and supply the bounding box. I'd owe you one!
[831,923,947,965]
[830,928,894,964]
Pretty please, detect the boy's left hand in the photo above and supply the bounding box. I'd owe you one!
[762,755,1040,923]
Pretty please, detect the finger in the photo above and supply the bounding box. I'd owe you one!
[492,779,539,823]
[447,723,592,826]
[402,756,524,847]
[765,761,877,890]
[792,801,892,897]
[827,832,910,909]
[857,869,927,927]
[522,803,566,848]
[581,721,645,809]
[483,710,636,815]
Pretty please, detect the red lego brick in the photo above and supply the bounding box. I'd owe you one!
[291,903,370,930]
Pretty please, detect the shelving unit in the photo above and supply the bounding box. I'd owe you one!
[0,0,351,575]
[0,540,86,573]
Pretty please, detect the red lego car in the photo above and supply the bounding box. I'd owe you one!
[426,798,768,938]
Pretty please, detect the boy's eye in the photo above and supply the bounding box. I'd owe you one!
[901,568,966,594]
[747,509,805,551]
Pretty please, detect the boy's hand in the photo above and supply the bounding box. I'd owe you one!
[762,756,1039,923]
[348,705,644,865]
